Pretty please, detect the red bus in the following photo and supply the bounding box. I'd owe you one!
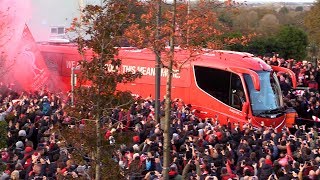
[38,43,297,130]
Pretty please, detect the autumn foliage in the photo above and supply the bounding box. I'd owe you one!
[124,0,254,64]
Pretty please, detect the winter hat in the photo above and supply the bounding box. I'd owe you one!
[18,130,26,137]
[172,133,179,140]
[170,163,178,171]
[133,136,140,143]
[25,147,33,153]
[15,141,24,149]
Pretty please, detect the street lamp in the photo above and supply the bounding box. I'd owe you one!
[307,42,319,68]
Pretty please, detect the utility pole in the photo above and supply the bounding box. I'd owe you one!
[155,0,162,124]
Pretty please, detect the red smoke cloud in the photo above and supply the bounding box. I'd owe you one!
[0,0,51,91]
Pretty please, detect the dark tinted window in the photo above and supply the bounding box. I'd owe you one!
[194,66,231,105]
[194,66,246,110]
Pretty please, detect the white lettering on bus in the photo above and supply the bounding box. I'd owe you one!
[105,64,119,72]
[122,65,180,79]
[66,62,181,79]
[66,61,76,68]
[161,68,168,77]
[66,61,80,69]
[122,65,136,73]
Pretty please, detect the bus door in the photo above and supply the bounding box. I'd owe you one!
[191,66,249,125]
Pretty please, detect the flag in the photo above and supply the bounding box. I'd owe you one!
[13,25,50,90]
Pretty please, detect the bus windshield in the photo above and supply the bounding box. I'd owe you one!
[244,71,284,116]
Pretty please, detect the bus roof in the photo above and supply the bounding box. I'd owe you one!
[38,43,271,72]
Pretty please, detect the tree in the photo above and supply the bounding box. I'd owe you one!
[246,36,279,56]
[233,10,259,33]
[162,1,176,178]
[218,11,233,27]
[230,26,308,60]
[279,6,289,14]
[304,0,320,46]
[67,1,140,179]
[276,25,308,60]
[124,0,252,178]
[258,14,280,36]
[288,11,307,28]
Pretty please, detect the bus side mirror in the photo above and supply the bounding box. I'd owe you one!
[242,102,249,114]
[271,65,297,88]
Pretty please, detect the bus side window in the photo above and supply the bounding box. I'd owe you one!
[231,74,246,110]
[194,66,231,105]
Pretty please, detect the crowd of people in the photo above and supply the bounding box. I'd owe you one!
[0,85,89,179]
[112,98,320,180]
[264,56,320,122]
[0,56,320,180]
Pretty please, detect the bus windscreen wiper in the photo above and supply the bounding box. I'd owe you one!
[256,108,283,116]
[264,108,284,114]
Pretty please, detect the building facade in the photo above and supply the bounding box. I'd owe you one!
[27,0,102,42]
